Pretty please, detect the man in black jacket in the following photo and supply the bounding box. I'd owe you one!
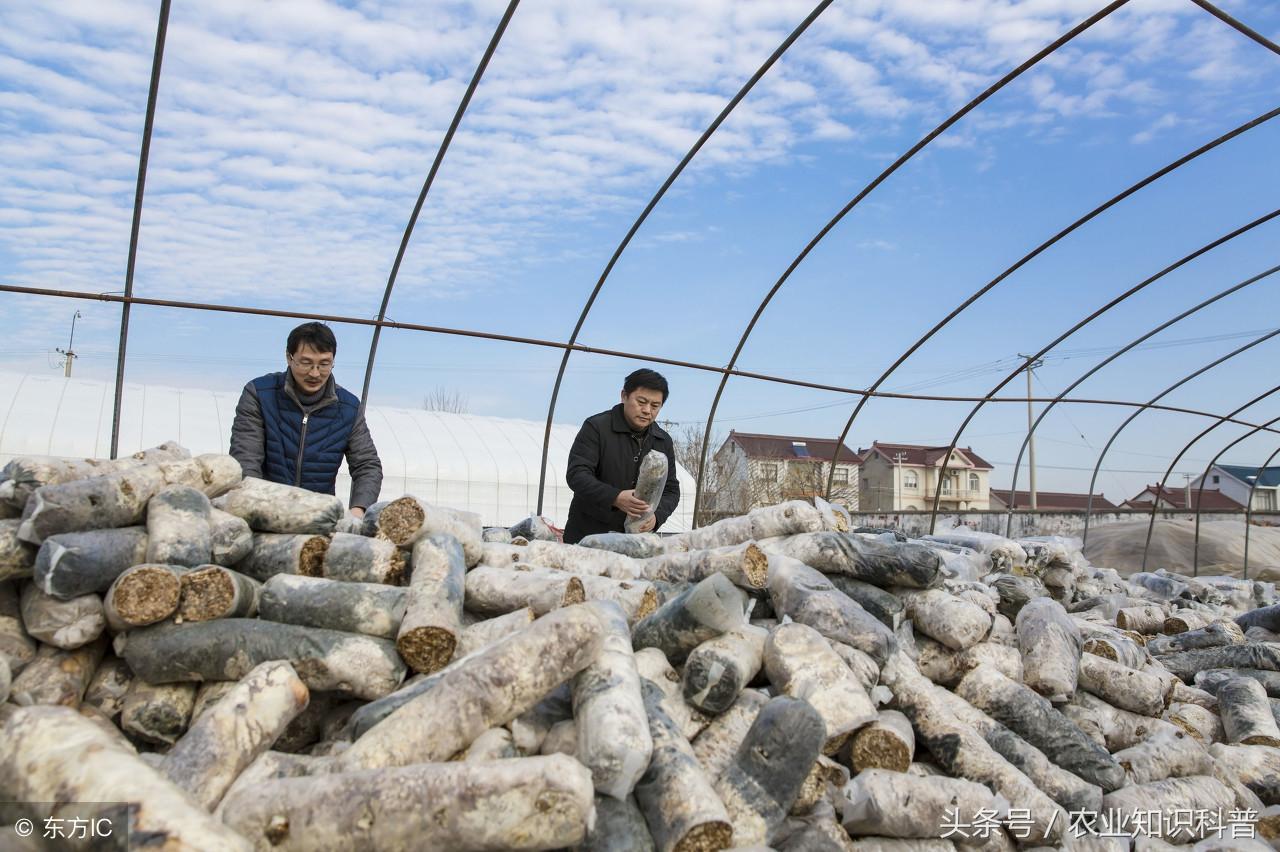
[564,368,680,544]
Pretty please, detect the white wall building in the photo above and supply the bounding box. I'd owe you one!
[0,371,695,531]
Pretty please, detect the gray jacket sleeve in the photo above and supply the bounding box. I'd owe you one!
[228,382,266,480]
[345,410,383,510]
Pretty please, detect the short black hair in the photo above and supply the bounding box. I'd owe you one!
[287,322,337,356]
[623,368,669,401]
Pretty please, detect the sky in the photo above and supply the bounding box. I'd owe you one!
[2,0,1279,504]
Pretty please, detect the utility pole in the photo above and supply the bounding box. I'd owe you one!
[1181,473,1193,509]
[1018,354,1044,510]
[56,310,82,378]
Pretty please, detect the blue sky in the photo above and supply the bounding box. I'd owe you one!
[2,0,1279,504]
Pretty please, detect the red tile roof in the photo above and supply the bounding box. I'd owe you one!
[1125,484,1244,510]
[990,489,1117,510]
[725,431,861,464]
[860,441,993,471]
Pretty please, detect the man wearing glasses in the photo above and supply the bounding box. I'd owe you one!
[229,322,382,519]
[563,368,680,543]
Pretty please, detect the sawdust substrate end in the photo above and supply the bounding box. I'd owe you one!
[178,567,233,621]
[397,627,457,674]
[298,537,329,577]
[850,732,911,773]
[674,821,732,852]
[378,498,425,546]
[114,567,181,625]
[562,578,586,607]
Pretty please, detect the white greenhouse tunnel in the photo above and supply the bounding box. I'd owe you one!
[0,371,695,532]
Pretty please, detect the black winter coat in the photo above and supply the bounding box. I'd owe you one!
[563,404,680,544]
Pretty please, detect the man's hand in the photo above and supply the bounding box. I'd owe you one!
[633,514,657,533]
[349,507,366,519]
[335,510,364,535]
[613,490,651,516]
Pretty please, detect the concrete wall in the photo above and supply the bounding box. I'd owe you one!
[845,509,1280,539]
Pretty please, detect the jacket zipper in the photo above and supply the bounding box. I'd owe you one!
[295,414,310,487]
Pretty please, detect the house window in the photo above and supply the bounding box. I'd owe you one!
[942,478,953,495]
[833,468,849,485]
[903,471,918,489]
[761,463,778,482]
[1213,475,1220,485]
[969,473,980,492]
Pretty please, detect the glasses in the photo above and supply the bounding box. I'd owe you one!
[290,355,334,374]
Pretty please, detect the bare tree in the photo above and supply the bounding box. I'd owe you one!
[665,423,745,525]
[423,387,469,414]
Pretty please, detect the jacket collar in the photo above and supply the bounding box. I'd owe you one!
[610,403,668,443]
[282,372,337,411]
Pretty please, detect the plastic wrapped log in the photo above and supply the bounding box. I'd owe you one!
[1165,609,1215,634]
[1116,604,1166,634]
[32,527,149,601]
[633,647,711,742]
[159,453,243,498]
[843,840,953,852]
[338,603,605,771]
[176,564,261,622]
[1113,728,1213,785]
[456,607,536,657]
[1082,636,1147,670]
[898,589,990,652]
[0,519,36,582]
[508,514,558,542]
[462,727,518,762]
[581,531,667,560]
[1165,702,1222,745]
[1198,667,1280,698]
[1068,690,1178,752]
[767,555,895,665]
[632,573,747,665]
[541,717,578,756]
[574,600,654,799]
[1158,644,1280,682]
[0,704,252,850]
[640,543,769,591]
[465,563,586,617]
[0,441,188,508]
[633,678,733,852]
[840,768,1001,842]
[682,624,768,714]
[1170,681,1216,709]
[209,507,253,566]
[483,526,513,544]
[1218,677,1280,746]
[916,637,1022,688]
[1078,653,1171,716]
[83,655,133,720]
[269,693,333,754]
[626,450,668,534]
[714,695,826,846]
[791,755,849,817]
[848,711,915,773]
[369,496,483,565]
[987,613,1015,646]
[260,574,406,639]
[322,532,406,585]
[211,750,331,821]
[211,477,342,534]
[830,642,881,692]
[104,563,184,630]
[956,665,1126,792]
[578,572,661,623]
[238,533,330,582]
[192,680,240,722]
[122,619,406,700]
[773,799,859,851]
[1101,776,1235,843]
[1209,743,1280,804]
[18,583,104,649]
[396,533,465,673]
[693,689,771,778]
[765,622,877,753]
[145,484,212,567]
[666,501,820,553]
[160,660,309,810]
[223,753,597,851]
[989,573,1048,621]
[881,656,1066,844]
[1146,620,1244,656]
[510,685,574,754]
[0,581,36,673]
[17,464,166,543]
[1237,603,1280,633]
[762,532,941,589]
[1016,597,1081,702]
[120,679,197,746]
[824,576,905,630]
[579,795,657,852]
[9,634,105,708]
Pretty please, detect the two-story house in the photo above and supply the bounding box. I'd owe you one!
[857,441,993,511]
[712,431,860,512]
[1191,465,1280,511]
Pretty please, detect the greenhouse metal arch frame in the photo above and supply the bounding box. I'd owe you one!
[1,0,1277,574]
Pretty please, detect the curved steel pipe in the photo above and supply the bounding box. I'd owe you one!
[535,0,837,515]
[1003,262,1280,536]
[1141,384,1280,571]
[828,107,1280,502]
[1191,416,1280,574]
[692,0,1131,524]
[1241,444,1280,578]
[1188,0,1280,56]
[360,0,521,410]
[926,207,1280,534]
[109,0,171,458]
[1081,327,1280,547]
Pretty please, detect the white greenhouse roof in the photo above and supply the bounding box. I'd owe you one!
[0,371,695,531]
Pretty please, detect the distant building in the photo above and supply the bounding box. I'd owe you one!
[857,442,993,511]
[712,431,860,512]
[1191,464,1280,511]
[1123,484,1244,511]
[990,489,1117,511]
